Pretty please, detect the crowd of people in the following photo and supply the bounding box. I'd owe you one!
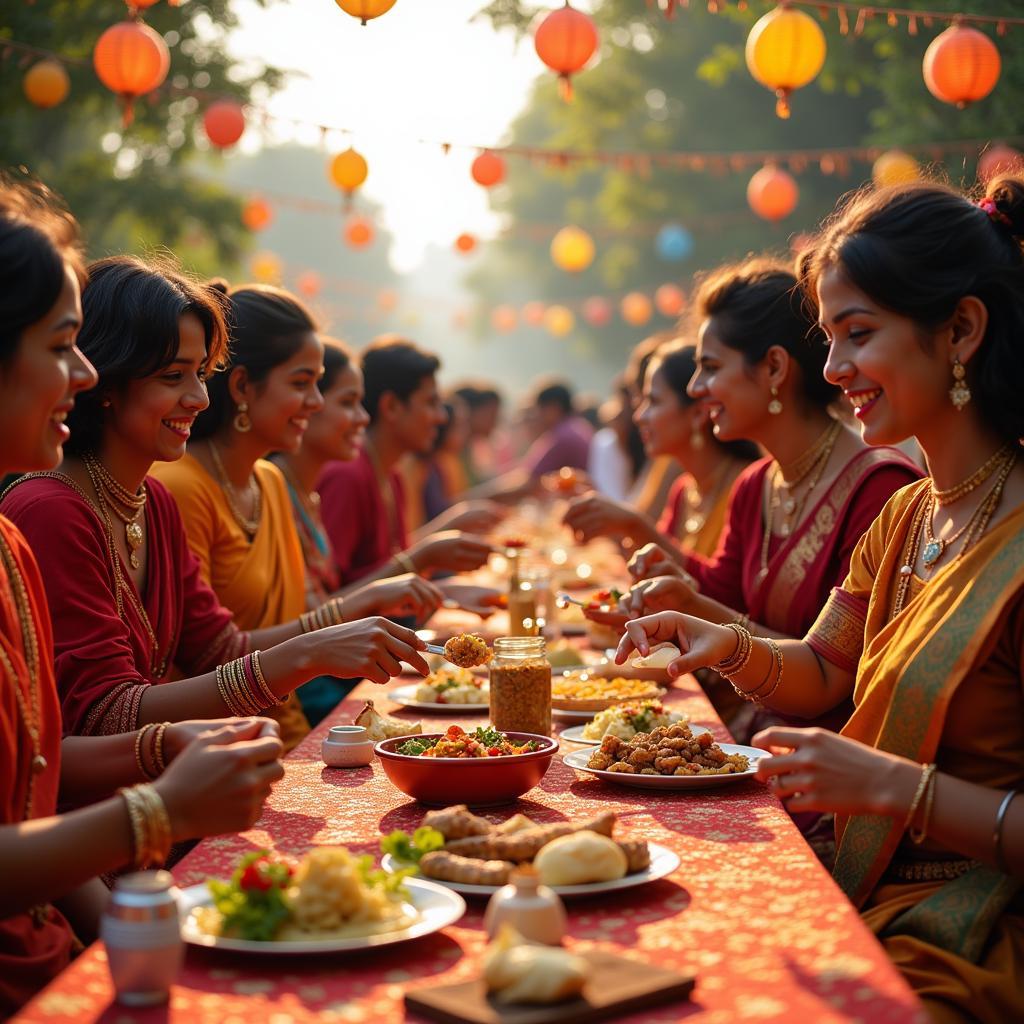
[1,169,1022,1024]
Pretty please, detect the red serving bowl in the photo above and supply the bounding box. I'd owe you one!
[374,732,558,807]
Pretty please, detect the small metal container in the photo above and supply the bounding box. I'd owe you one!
[100,870,183,1006]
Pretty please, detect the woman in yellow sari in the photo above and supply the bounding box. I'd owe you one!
[615,176,1024,1023]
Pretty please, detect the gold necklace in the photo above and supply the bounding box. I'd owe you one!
[681,461,733,538]
[0,529,46,820]
[83,453,147,569]
[932,444,1013,507]
[777,420,841,487]
[209,442,262,538]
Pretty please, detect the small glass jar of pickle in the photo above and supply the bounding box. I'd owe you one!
[489,636,551,737]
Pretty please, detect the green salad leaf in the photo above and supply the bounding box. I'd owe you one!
[380,825,445,866]
[207,850,293,942]
[396,736,438,756]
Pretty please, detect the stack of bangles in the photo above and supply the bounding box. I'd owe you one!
[118,783,172,869]
[215,650,283,717]
[715,623,784,704]
[299,596,345,633]
[133,721,171,781]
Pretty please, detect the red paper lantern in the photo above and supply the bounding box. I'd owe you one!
[455,232,477,254]
[978,144,1024,184]
[654,284,686,318]
[747,165,799,222]
[491,305,518,333]
[241,197,273,232]
[345,217,374,249]
[534,2,598,101]
[471,151,505,188]
[203,100,246,149]
[582,296,612,327]
[296,271,322,298]
[522,301,546,327]
[93,19,170,126]
[923,25,1000,108]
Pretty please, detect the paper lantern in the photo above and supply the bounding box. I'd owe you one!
[296,271,322,299]
[522,301,546,327]
[203,100,246,149]
[656,224,693,262]
[655,284,686,319]
[534,2,598,102]
[93,19,170,126]
[543,305,574,337]
[550,226,595,273]
[334,0,398,25]
[923,26,1000,108]
[471,151,505,188]
[745,5,826,119]
[582,296,612,327]
[491,305,518,333]
[377,289,398,312]
[241,197,273,232]
[23,59,71,109]
[978,144,1024,184]
[872,150,920,188]
[621,292,652,327]
[747,165,799,222]
[127,0,161,8]
[330,148,369,200]
[344,217,374,249]
[250,252,282,284]
[455,232,477,254]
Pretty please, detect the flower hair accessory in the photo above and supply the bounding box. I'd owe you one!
[976,197,1013,228]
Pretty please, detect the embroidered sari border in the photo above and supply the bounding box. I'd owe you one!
[806,587,867,673]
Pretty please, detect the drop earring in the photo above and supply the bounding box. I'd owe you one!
[233,401,252,432]
[768,386,783,416]
[949,357,971,411]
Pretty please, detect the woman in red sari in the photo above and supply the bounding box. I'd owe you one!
[0,181,285,1017]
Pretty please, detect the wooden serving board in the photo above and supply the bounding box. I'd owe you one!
[404,950,695,1024]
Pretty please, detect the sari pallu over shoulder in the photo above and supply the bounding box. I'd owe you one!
[833,482,1024,961]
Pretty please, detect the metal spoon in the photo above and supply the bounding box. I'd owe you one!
[556,592,611,612]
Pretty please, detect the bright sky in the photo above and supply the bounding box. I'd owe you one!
[226,0,555,272]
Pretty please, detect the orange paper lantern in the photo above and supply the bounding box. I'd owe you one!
[491,305,518,333]
[23,59,70,108]
[923,26,1000,108]
[334,0,398,25]
[978,144,1024,184]
[93,19,170,126]
[203,100,246,149]
[543,305,575,337]
[747,165,799,222]
[296,272,322,299]
[534,2,598,102]
[241,197,273,232]
[377,289,398,312]
[654,284,686,318]
[582,296,612,327]
[344,217,374,249]
[455,232,477,254]
[621,292,652,327]
[745,5,826,119]
[522,301,546,327]
[330,148,369,198]
[250,251,282,285]
[471,151,506,188]
[550,226,595,273]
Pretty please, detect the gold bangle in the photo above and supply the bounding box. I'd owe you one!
[216,663,248,717]
[133,783,172,865]
[230,656,263,715]
[394,550,417,575]
[249,650,278,706]
[910,768,938,845]
[119,787,149,869]
[151,723,169,775]
[717,623,753,677]
[993,790,1018,874]
[756,638,785,702]
[134,724,156,780]
[903,763,935,833]
[732,611,751,630]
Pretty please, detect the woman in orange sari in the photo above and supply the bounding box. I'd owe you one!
[617,177,1024,1023]
[0,181,285,1016]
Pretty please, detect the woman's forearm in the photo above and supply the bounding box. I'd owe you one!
[60,734,145,804]
[690,594,792,641]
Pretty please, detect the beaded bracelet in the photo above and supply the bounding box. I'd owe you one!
[716,623,753,677]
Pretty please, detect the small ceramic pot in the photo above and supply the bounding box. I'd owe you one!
[321,725,374,768]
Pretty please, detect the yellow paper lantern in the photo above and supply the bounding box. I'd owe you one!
[543,305,575,338]
[872,150,920,188]
[23,59,70,109]
[250,251,282,284]
[550,226,595,273]
[621,292,652,327]
[329,148,369,196]
[745,5,826,119]
[334,0,398,25]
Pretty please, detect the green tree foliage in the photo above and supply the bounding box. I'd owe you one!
[0,1,284,273]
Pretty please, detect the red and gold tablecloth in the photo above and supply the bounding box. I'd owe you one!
[15,676,927,1024]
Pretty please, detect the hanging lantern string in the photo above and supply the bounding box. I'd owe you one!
[653,0,1024,35]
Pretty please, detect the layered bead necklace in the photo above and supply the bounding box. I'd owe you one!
[83,452,147,569]
[209,442,262,539]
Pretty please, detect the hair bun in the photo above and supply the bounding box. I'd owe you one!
[206,277,230,295]
[985,176,1024,239]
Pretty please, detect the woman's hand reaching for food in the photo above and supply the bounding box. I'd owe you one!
[614,611,736,679]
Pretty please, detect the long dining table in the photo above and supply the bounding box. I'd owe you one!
[15,667,928,1024]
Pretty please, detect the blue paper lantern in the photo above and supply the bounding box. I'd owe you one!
[656,224,694,262]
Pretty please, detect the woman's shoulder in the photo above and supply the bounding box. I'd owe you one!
[0,472,101,528]
[843,442,923,481]
[149,452,212,492]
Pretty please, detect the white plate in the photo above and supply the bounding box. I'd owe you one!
[178,877,465,954]
[382,841,680,899]
[387,683,489,714]
[563,743,769,790]
[551,707,599,722]
[560,722,710,746]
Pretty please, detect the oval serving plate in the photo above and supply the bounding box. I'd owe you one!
[560,722,710,746]
[387,682,490,714]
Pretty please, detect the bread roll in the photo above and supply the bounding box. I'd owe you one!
[630,642,680,668]
[533,830,628,886]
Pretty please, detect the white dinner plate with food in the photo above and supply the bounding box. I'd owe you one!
[562,743,769,790]
[381,842,680,899]
[551,707,599,722]
[387,683,489,714]
[559,722,710,746]
[178,877,465,954]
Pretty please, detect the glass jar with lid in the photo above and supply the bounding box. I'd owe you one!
[489,636,551,736]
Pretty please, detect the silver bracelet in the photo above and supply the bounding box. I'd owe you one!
[993,790,1018,874]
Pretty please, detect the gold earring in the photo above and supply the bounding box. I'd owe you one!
[949,357,971,411]
[768,385,783,416]
[233,401,252,433]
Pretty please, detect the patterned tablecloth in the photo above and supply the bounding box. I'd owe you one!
[16,675,927,1024]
